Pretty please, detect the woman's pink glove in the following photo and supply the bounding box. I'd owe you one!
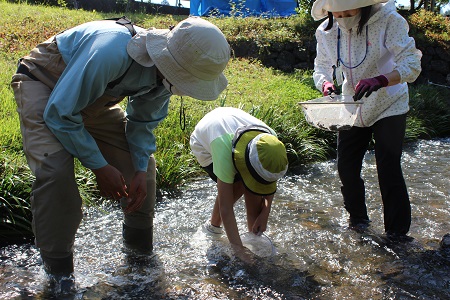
[354,75,389,100]
[322,81,337,96]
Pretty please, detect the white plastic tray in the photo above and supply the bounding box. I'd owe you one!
[298,95,363,131]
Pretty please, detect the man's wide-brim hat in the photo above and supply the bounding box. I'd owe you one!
[127,16,230,100]
[311,0,389,20]
[232,126,288,196]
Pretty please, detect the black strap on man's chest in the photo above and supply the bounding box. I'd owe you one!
[105,16,137,36]
[106,16,137,89]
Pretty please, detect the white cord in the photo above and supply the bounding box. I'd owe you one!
[428,80,450,89]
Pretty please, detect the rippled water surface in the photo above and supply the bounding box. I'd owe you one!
[1,138,449,299]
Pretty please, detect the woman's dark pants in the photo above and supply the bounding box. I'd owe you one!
[337,114,411,235]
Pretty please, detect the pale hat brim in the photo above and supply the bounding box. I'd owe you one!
[311,0,389,20]
[127,30,155,67]
[145,28,228,101]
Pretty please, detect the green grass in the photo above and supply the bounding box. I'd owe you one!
[1,1,450,240]
[0,150,33,239]
[407,84,450,139]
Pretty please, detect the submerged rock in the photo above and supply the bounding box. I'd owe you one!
[440,233,450,250]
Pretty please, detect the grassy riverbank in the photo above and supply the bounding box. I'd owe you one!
[1,2,450,240]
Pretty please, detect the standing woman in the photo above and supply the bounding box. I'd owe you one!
[311,0,422,239]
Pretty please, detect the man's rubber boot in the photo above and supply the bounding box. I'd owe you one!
[41,252,74,276]
[41,252,76,294]
[122,223,153,254]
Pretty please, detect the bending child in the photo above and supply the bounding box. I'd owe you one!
[190,107,288,261]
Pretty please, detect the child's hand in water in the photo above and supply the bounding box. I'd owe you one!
[231,244,256,265]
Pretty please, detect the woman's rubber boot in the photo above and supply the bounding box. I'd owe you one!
[122,223,153,254]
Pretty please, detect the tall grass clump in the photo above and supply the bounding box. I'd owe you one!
[406,84,450,140]
[0,86,22,152]
[0,150,33,243]
[0,150,104,242]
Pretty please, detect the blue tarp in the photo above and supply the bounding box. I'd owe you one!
[190,0,297,17]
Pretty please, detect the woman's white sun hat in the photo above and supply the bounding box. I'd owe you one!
[311,0,388,20]
[127,16,230,100]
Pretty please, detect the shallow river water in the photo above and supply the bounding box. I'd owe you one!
[1,138,449,299]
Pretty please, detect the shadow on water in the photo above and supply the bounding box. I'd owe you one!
[202,241,321,299]
[356,229,450,299]
[0,138,449,299]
